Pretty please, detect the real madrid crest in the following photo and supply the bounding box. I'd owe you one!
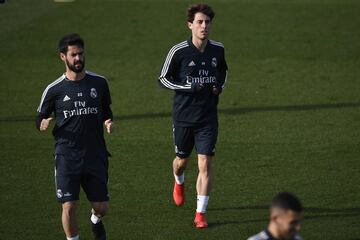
[90,88,97,98]
[211,57,217,67]
[57,189,63,198]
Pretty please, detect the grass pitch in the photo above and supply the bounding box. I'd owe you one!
[0,0,360,239]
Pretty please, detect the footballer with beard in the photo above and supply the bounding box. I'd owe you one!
[36,33,113,240]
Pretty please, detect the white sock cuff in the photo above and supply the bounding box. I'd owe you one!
[196,195,209,213]
[174,172,184,185]
[91,213,101,224]
[197,195,209,201]
[67,235,79,240]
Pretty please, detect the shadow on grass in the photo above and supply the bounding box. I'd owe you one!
[207,206,360,228]
[209,219,266,228]
[304,207,360,220]
[118,101,360,120]
[2,101,360,122]
[208,205,268,228]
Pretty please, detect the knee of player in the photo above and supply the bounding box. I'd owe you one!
[198,155,211,173]
[62,201,76,215]
[174,156,188,169]
[92,202,109,217]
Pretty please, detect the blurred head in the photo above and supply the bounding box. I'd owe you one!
[58,33,85,73]
[187,4,215,40]
[269,192,303,240]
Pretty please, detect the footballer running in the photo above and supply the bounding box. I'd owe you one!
[158,3,228,228]
[36,33,113,240]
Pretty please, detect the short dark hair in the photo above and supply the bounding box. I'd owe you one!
[58,33,84,54]
[271,192,303,213]
[187,3,215,23]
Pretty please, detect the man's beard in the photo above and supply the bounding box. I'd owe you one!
[66,58,85,73]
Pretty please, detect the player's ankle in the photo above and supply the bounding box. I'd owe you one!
[174,172,185,185]
[67,235,79,240]
[90,213,101,224]
[196,195,209,213]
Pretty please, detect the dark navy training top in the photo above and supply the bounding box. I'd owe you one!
[247,229,303,240]
[36,71,113,157]
[158,37,228,127]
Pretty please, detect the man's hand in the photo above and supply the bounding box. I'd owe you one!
[193,82,205,93]
[212,83,222,95]
[40,117,53,131]
[104,119,114,134]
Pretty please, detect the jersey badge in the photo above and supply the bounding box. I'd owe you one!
[211,57,217,67]
[90,88,97,98]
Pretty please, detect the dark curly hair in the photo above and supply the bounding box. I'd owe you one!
[58,33,84,54]
[187,3,215,23]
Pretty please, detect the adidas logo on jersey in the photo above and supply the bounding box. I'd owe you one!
[63,95,71,102]
[188,61,196,67]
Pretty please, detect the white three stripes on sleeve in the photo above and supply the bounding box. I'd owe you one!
[209,40,225,48]
[37,75,65,112]
[159,41,192,90]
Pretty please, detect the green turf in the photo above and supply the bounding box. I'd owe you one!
[1,0,360,239]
